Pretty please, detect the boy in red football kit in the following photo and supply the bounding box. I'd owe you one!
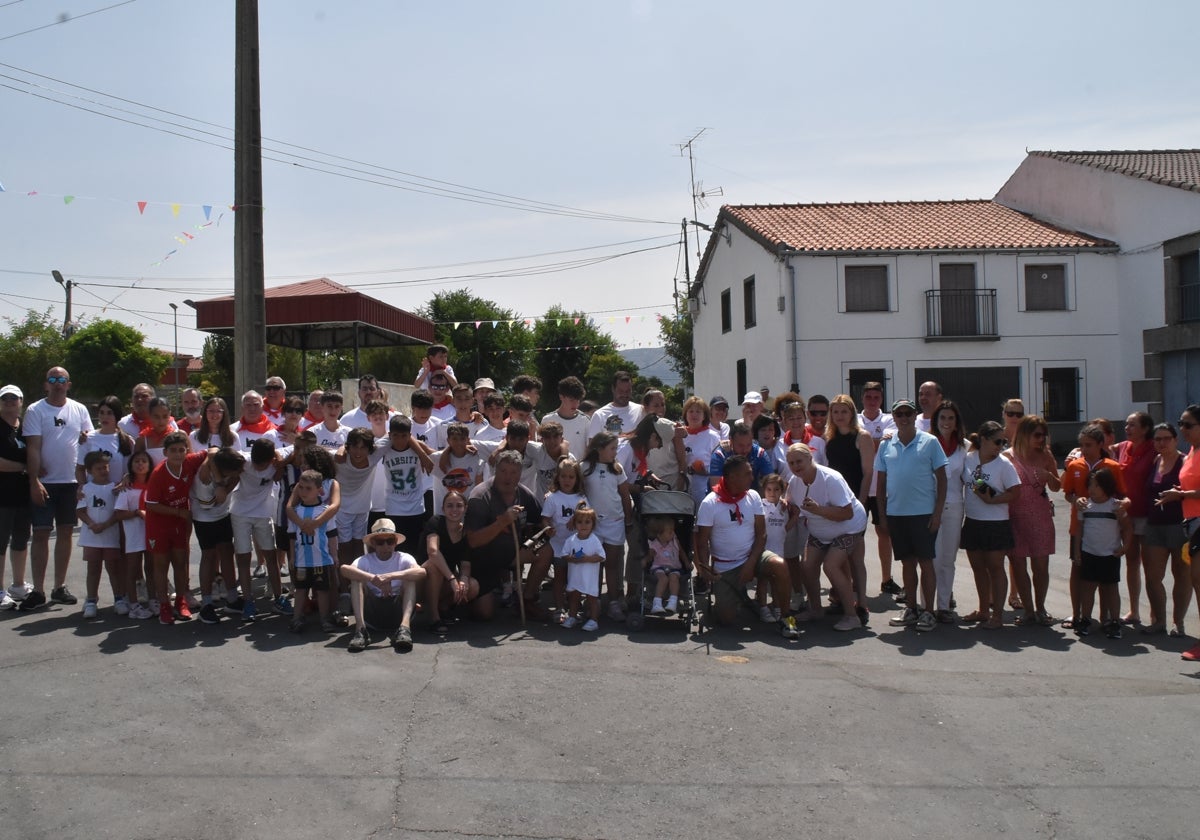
[144,431,208,625]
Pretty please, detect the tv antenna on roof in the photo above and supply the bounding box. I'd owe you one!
[678,128,721,261]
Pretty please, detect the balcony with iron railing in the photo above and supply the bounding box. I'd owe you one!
[924,289,999,341]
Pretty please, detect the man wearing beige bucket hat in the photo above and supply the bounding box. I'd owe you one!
[339,518,426,652]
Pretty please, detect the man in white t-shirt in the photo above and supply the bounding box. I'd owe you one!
[23,366,95,609]
[262,375,288,426]
[231,391,279,454]
[340,518,426,652]
[586,370,641,445]
[694,455,798,638]
[858,381,900,598]
[916,380,943,433]
[340,375,389,429]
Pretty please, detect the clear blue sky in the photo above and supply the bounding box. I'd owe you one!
[2,0,1197,361]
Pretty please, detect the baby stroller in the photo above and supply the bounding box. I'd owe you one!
[626,490,697,632]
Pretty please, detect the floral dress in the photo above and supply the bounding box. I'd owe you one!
[1008,455,1055,557]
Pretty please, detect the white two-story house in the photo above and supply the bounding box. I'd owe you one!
[690,149,1200,435]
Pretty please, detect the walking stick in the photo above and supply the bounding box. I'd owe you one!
[511,521,526,627]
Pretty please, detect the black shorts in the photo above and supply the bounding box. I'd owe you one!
[364,593,403,631]
[31,483,79,530]
[959,518,1014,553]
[866,496,883,525]
[391,514,427,551]
[887,514,937,561]
[0,505,32,552]
[193,516,234,551]
[275,523,290,551]
[1080,551,1120,585]
[292,564,334,591]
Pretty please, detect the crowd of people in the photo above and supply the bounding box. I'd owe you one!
[2,344,1200,663]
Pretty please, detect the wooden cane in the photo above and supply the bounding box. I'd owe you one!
[511,521,526,626]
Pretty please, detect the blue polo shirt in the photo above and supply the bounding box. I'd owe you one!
[710,442,774,492]
[873,430,948,516]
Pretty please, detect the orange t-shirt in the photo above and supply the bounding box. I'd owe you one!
[1061,457,1125,536]
[1178,449,1200,520]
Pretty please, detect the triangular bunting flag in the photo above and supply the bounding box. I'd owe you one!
[63,195,74,205]
[475,321,481,328]
[573,318,580,325]
[625,316,631,324]
[137,201,147,215]
[0,181,5,192]
[170,203,181,217]
[453,322,461,329]
[202,205,212,221]
[524,319,532,326]
[491,321,498,329]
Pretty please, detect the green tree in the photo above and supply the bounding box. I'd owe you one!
[0,309,69,403]
[419,290,533,388]
[530,307,617,414]
[658,310,694,389]
[584,352,639,409]
[201,334,234,397]
[358,344,426,388]
[64,319,169,401]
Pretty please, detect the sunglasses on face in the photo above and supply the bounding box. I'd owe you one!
[808,409,828,417]
[264,384,284,391]
[374,537,397,546]
[284,407,304,414]
[1005,411,1024,418]
[430,383,449,390]
[47,376,68,384]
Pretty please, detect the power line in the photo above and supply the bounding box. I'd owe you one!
[0,62,672,225]
[0,0,136,43]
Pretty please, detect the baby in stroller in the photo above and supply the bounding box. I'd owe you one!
[646,515,691,615]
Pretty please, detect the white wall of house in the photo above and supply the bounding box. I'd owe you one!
[694,230,1127,423]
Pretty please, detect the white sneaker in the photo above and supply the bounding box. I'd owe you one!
[758,604,776,623]
[135,580,149,605]
[7,582,33,601]
[148,598,160,613]
[82,600,99,619]
[833,615,861,632]
[561,615,578,629]
[651,598,666,615]
[665,596,678,615]
[0,592,16,610]
[582,619,599,632]
[129,603,155,620]
[114,598,130,616]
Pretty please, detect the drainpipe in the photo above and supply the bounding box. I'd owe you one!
[779,246,799,392]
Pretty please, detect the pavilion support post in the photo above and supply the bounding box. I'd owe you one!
[353,323,361,377]
[300,328,308,392]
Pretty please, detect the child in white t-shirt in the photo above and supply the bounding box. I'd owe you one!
[561,506,605,632]
[757,473,789,622]
[76,451,123,619]
[114,450,155,619]
[540,458,587,618]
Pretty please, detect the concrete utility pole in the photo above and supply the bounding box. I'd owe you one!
[234,0,267,398]
[51,270,76,337]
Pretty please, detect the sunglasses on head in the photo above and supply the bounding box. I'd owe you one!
[47,376,68,384]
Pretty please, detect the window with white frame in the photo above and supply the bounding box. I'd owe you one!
[1024,264,1068,311]
[844,265,889,312]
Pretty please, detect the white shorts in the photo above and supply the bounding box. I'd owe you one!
[593,516,625,547]
[232,514,276,555]
[335,510,369,542]
[566,561,601,598]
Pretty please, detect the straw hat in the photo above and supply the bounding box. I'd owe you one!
[364,518,403,547]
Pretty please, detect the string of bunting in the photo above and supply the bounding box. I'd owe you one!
[434,312,684,330]
[0,181,238,266]
[491,341,665,354]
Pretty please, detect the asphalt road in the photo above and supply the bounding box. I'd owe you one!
[2,502,1197,840]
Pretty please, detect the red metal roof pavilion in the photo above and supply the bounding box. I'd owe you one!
[187,277,435,386]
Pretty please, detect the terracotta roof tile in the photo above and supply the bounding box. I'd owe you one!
[720,200,1113,254]
[1031,149,1200,193]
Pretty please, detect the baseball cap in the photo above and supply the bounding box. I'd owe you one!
[891,398,918,413]
[709,395,729,408]
[741,391,763,406]
[0,384,22,400]
[473,377,496,392]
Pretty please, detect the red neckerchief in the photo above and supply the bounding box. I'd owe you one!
[301,410,322,427]
[938,434,959,457]
[783,428,813,446]
[236,415,275,435]
[433,397,452,410]
[632,444,649,477]
[712,477,747,524]
[685,424,707,436]
[139,418,178,439]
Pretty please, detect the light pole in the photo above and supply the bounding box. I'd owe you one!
[51,269,75,337]
[168,302,179,389]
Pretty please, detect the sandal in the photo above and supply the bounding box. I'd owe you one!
[1008,595,1024,611]
[1060,617,1076,630]
[982,616,1004,630]
[960,610,987,623]
[1169,624,1186,638]
[1140,622,1166,635]
[1014,612,1037,626]
[430,620,449,635]
[1037,610,1055,627]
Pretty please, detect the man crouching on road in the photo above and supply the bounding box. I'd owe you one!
[695,455,800,639]
[340,518,426,652]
